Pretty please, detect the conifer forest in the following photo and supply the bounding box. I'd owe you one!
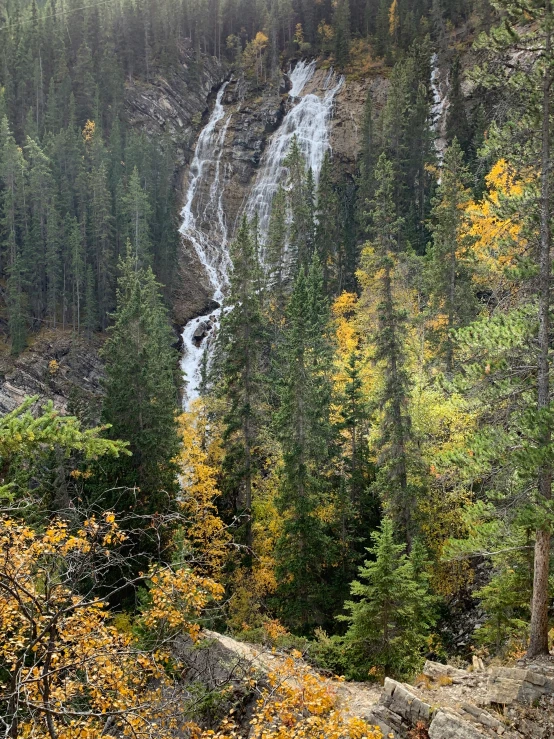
[5,0,554,737]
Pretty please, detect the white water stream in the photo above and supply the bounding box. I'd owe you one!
[179,61,343,407]
[431,53,449,163]
[245,60,344,239]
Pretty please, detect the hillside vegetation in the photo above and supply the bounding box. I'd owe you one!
[2,1,554,738]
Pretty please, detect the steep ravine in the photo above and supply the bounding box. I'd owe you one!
[0,45,226,416]
[0,55,403,415]
[177,60,382,405]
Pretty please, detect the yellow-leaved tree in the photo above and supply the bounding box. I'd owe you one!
[176,400,231,578]
[0,512,223,739]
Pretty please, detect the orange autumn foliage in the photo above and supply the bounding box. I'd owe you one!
[189,652,383,739]
[0,514,223,739]
[176,402,231,577]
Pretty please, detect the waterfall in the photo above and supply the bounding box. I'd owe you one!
[431,53,449,163]
[179,82,231,405]
[245,60,344,239]
[180,62,343,407]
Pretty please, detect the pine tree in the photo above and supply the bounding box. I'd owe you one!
[25,137,56,323]
[285,137,315,271]
[274,256,337,630]
[84,264,97,339]
[266,184,288,316]
[123,166,152,270]
[471,0,554,658]
[333,0,350,68]
[89,158,115,329]
[45,202,61,328]
[340,517,436,679]
[425,138,475,373]
[315,152,340,294]
[0,118,28,353]
[446,57,472,154]
[362,153,415,544]
[220,217,264,558]
[66,215,84,333]
[98,245,180,519]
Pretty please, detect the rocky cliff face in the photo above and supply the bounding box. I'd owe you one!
[0,331,105,419]
[173,64,379,325]
[173,73,287,324]
[0,57,384,413]
[124,42,226,174]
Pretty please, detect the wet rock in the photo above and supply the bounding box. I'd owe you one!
[193,320,212,345]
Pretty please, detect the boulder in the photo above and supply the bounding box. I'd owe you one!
[424,660,469,684]
[429,710,489,739]
[487,667,554,706]
[366,678,431,737]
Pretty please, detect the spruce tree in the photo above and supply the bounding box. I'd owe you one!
[363,153,415,544]
[446,57,472,154]
[274,256,337,630]
[285,137,315,271]
[266,184,288,316]
[0,118,28,353]
[425,138,476,374]
[340,517,436,679]
[333,0,351,68]
[315,152,340,294]
[123,166,153,270]
[98,245,180,519]
[220,217,264,557]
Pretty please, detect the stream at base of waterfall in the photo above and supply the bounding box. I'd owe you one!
[179,60,344,408]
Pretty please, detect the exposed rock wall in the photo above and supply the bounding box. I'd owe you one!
[124,42,226,174]
[0,332,105,419]
[173,74,287,324]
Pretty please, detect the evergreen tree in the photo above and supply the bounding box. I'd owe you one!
[274,256,337,630]
[84,264,97,339]
[471,0,554,658]
[0,118,28,353]
[98,245,180,519]
[123,166,153,270]
[220,217,264,557]
[315,152,340,294]
[445,57,472,154]
[67,215,84,333]
[340,517,436,679]
[425,138,476,373]
[266,184,288,315]
[45,202,61,328]
[285,137,315,271]
[333,0,350,68]
[363,153,415,544]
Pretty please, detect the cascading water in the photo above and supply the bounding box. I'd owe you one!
[431,53,449,163]
[180,62,343,407]
[179,81,232,405]
[245,60,344,239]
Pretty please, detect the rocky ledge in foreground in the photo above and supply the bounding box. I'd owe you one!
[365,658,554,738]
[201,632,554,738]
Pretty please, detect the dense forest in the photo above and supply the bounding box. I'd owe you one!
[2,0,554,737]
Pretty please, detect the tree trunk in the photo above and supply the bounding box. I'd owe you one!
[528,2,552,658]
